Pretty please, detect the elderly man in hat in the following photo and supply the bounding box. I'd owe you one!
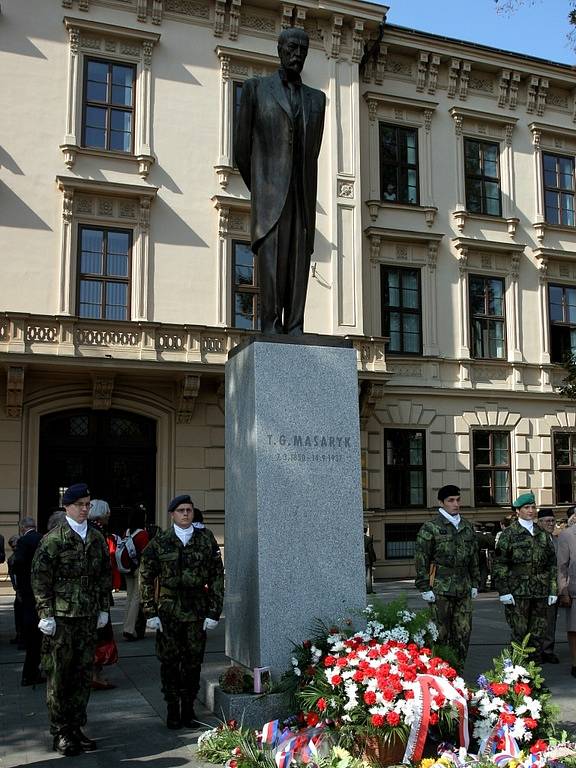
[493,492,557,660]
[31,483,111,756]
[140,494,224,729]
[414,484,480,672]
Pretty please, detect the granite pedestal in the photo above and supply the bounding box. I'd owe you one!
[224,337,366,678]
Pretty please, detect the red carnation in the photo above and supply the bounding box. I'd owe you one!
[353,670,365,682]
[524,717,538,730]
[386,711,401,726]
[404,690,414,699]
[306,712,320,726]
[323,655,337,667]
[371,714,385,727]
[363,691,377,705]
[514,683,531,696]
[429,713,439,725]
[500,712,516,725]
[330,674,342,686]
[491,683,509,696]
[336,658,347,668]
[317,697,327,711]
[530,740,548,755]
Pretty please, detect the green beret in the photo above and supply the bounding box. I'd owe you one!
[513,492,535,509]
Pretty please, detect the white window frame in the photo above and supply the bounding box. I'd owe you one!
[56,176,158,321]
[62,17,160,178]
[363,93,438,228]
[450,107,518,236]
[212,194,252,326]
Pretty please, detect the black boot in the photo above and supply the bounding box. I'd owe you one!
[73,728,97,751]
[166,701,182,729]
[53,729,82,757]
[180,697,198,728]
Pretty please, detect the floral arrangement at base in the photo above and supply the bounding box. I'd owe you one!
[220,665,255,695]
[470,637,558,752]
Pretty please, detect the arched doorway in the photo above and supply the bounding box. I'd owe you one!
[38,409,157,533]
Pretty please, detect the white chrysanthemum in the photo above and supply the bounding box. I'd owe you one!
[427,621,439,641]
[510,719,527,740]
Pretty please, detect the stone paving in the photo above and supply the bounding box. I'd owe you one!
[0,580,574,766]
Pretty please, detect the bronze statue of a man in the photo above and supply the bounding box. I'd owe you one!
[234,28,326,336]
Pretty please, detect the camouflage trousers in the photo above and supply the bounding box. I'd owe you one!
[432,594,472,673]
[156,613,206,703]
[504,597,548,652]
[41,616,97,735]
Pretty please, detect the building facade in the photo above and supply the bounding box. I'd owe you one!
[1,0,576,577]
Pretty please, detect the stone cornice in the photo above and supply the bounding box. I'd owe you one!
[449,106,518,128]
[63,15,161,43]
[452,236,526,255]
[365,226,443,244]
[215,45,278,67]
[363,92,438,112]
[56,175,159,199]
[529,121,576,140]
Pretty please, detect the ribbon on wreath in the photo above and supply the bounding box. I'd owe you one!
[402,674,469,764]
[273,725,327,768]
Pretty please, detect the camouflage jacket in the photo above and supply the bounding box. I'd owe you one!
[414,513,480,597]
[493,521,557,598]
[31,523,111,619]
[140,526,224,622]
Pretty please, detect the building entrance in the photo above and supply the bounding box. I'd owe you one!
[38,409,157,534]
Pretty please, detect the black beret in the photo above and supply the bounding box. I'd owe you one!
[537,508,555,519]
[62,483,90,505]
[438,484,460,502]
[168,494,193,513]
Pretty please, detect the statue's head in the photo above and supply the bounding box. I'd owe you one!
[278,27,309,76]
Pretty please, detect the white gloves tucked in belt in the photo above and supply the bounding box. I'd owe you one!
[97,611,109,629]
[548,595,558,606]
[471,588,478,599]
[421,590,436,603]
[146,616,163,632]
[499,593,515,605]
[203,618,219,631]
[38,617,57,636]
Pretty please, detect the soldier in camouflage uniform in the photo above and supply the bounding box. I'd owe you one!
[140,494,224,729]
[31,483,111,757]
[493,492,557,659]
[414,484,480,672]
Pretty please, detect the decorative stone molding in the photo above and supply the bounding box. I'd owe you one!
[92,375,115,410]
[527,76,548,116]
[415,51,440,95]
[61,18,160,177]
[214,0,226,35]
[6,366,25,419]
[497,69,521,109]
[281,3,294,29]
[359,381,387,428]
[365,200,438,227]
[63,0,89,8]
[177,375,202,423]
[229,0,241,40]
[329,14,343,59]
[337,179,355,199]
[215,47,277,187]
[351,19,364,64]
[449,107,518,233]
[56,176,158,321]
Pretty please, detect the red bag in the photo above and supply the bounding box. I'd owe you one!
[94,637,118,667]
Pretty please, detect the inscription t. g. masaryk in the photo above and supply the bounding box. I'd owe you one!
[265,433,353,464]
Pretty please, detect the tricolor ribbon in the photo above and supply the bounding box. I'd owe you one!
[403,674,469,764]
[261,719,280,747]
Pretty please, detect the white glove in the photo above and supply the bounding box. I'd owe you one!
[203,618,219,631]
[499,593,515,605]
[421,590,436,603]
[38,617,57,636]
[548,595,558,606]
[471,588,478,599]
[97,611,109,629]
[146,616,163,632]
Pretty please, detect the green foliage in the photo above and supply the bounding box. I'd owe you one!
[197,722,251,764]
[559,353,576,400]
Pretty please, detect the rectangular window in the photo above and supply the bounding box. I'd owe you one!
[384,429,426,508]
[464,138,502,216]
[549,283,576,362]
[469,275,506,359]
[82,59,136,153]
[379,123,419,204]
[77,226,132,320]
[554,433,576,503]
[385,523,422,560]
[232,241,259,329]
[543,152,575,226]
[473,431,511,505]
[381,266,422,354]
